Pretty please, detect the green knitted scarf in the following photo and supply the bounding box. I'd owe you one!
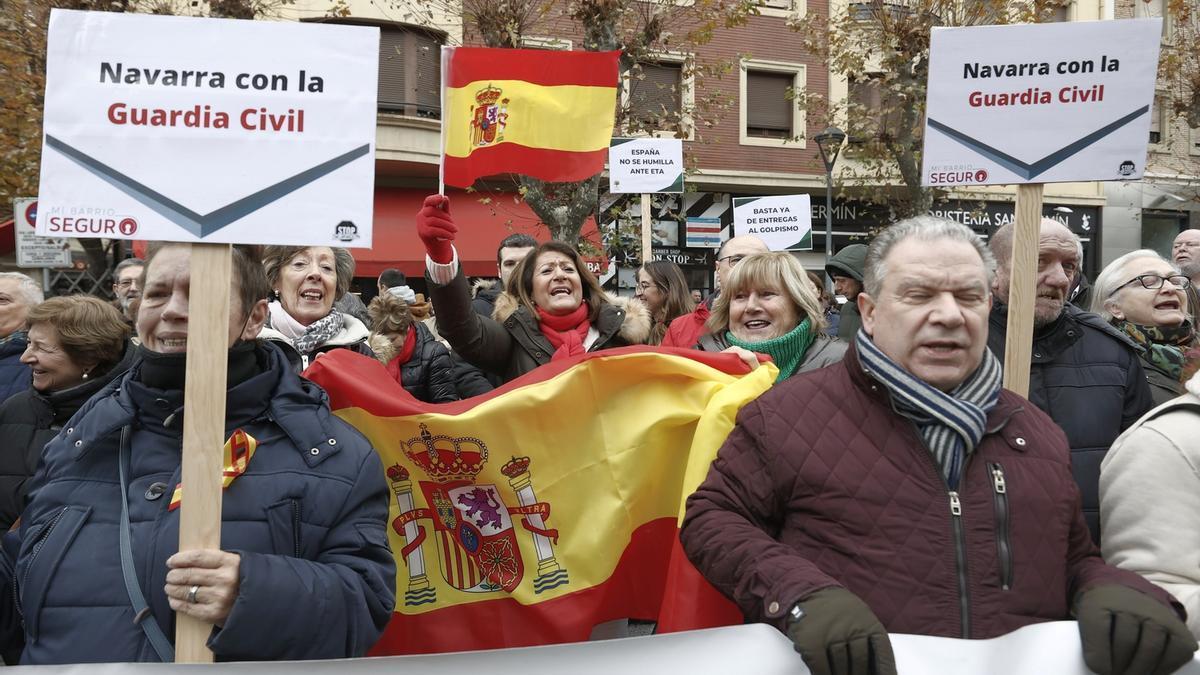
[725,318,815,382]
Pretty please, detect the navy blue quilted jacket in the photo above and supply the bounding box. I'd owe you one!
[987,303,1153,543]
[0,343,396,664]
[0,334,31,406]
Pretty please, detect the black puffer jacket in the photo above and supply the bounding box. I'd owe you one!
[987,303,1154,543]
[0,341,136,530]
[369,323,459,404]
[0,334,31,406]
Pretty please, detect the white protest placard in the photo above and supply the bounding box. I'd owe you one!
[38,10,379,246]
[921,19,1162,187]
[609,138,683,194]
[13,198,71,268]
[732,195,812,251]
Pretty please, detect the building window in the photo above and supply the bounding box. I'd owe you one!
[847,74,901,144]
[630,62,683,119]
[745,71,794,139]
[739,59,805,147]
[1149,98,1163,145]
[1047,0,1070,22]
[378,25,443,118]
[623,55,694,139]
[1191,126,1200,155]
[1135,0,1170,37]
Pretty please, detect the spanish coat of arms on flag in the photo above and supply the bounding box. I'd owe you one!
[305,346,777,654]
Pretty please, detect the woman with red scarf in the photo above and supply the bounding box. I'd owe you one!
[366,292,459,403]
[415,195,650,383]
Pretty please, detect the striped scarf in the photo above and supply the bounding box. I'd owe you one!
[856,330,1002,490]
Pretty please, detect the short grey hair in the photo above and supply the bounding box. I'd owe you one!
[1090,249,1175,321]
[0,272,44,306]
[864,216,996,298]
[114,257,145,276]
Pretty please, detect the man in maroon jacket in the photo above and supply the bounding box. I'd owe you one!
[682,216,1196,675]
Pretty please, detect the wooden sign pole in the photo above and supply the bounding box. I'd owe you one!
[640,193,652,266]
[175,242,233,663]
[1001,183,1045,398]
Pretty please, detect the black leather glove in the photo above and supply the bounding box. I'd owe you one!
[1077,584,1198,675]
[785,587,897,675]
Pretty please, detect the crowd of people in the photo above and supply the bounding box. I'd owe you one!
[0,194,1194,672]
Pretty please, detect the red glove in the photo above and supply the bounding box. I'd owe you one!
[416,194,457,264]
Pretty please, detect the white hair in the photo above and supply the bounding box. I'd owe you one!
[0,272,44,306]
[1090,249,1176,322]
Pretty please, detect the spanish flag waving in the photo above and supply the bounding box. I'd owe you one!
[441,47,620,188]
[305,346,776,654]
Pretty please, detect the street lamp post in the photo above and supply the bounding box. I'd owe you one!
[814,126,846,291]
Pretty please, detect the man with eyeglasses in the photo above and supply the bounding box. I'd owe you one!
[111,257,144,323]
[986,218,1153,544]
[1170,229,1200,326]
[661,234,768,348]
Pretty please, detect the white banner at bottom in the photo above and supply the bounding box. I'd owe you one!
[6,622,1199,673]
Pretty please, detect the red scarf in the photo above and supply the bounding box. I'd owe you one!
[537,303,591,361]
[384,325,418,384]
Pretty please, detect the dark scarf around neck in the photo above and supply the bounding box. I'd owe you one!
[855,329,1002,490]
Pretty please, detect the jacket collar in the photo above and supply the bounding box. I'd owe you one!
[39,340,137,424]
[990,301,1139,360]
[257,314,370,351]
[71,343,342,466]
[492,294,652,348]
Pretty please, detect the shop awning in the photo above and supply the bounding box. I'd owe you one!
[354,187,605,278]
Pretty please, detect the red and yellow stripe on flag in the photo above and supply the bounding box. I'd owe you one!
[305,346,777,654]
[441,47,619,188]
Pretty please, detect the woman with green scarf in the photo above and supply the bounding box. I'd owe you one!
[1092,249,1198,405]
[695,252,846,381]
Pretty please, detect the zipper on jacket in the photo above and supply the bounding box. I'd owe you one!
[905,417,973,639]
[15,506,70,620]
[290,499,302,557]
[947,491,970,637]
[990,463,1013,591]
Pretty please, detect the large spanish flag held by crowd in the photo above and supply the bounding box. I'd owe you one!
[305,346,777,654]
[441,47,620,188]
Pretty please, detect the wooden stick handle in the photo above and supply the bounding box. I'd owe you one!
[1001,184,1045,398]
[175,243,233,663]
[641,193,652,266]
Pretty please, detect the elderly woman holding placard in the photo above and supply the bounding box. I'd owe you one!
[0,243,395,664]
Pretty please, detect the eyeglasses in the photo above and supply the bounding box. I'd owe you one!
[114,279,137,289]
[716,254,747,267]
[1109,274,1191,296]
[636,281,662,292]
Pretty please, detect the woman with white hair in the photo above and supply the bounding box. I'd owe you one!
[1092,249,1197,405]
